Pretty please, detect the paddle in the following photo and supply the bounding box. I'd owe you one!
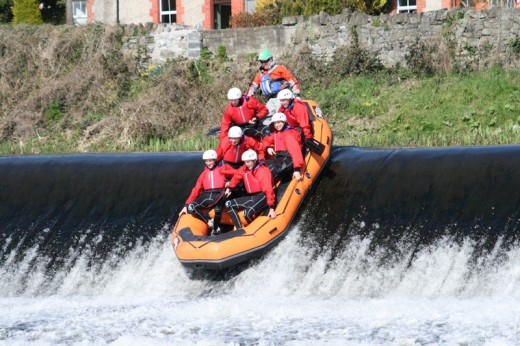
[304,138,325,155]
[208,125,265,138]
[207,127,220,136]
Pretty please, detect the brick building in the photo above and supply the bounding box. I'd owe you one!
[72,0,519,27]
[389,0,519,14]
[72,0,255,28]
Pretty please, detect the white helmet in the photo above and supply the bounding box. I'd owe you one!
[271,112,287,123]
[277,89,293,100]
[202,149,218,160]
[228,126,243,138]
[227,87,242,100]
[241,149,257,161]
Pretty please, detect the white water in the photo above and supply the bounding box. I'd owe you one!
[2,222,520,345]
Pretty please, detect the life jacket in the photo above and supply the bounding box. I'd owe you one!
[282,100,308,141]
[222,160,243,169]
[222,138,245,163]
[202,165,226,190]
[283,100,298,126]
[231,96,253,126]
[242,163,264,194]
[260,66,283,97]
[285,99,295,111]
[273,126,296,152]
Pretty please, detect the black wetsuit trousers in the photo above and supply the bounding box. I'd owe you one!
[187,190,223,229]
[264,153,294,182]
[225,193,267,229]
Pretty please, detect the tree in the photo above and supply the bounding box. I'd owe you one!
[255,0,389,25]
[13,0,43,24]
[0,0,13,23]
[39,0,66,24]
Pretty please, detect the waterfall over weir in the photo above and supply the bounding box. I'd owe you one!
[2,146,520,272]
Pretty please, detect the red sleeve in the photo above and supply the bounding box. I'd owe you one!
[285,130,305,170]
[262,134,274,150]
[247,72,261,95]
[272,65,300,94]
[295,102,312,139]
[220,163,239,178]
[258,166,276,207]
[248,96,269,119]
[252,72,261,85]
[185,171,205,204]
[246,137,265,161]
[229,166,246,188]
[216,139,229,162]
[220,105,234,141]
[261,135,275,158]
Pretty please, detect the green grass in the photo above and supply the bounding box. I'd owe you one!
[0,133,220,155]
[0,132,80,155]
[308,66,520,148]
[130,136,220,153]
[2,64,520,155]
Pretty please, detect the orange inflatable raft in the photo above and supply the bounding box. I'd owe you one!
[171,100,333,270]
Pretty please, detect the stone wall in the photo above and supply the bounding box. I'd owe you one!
[122,8,520,69]
[201,25,296,61]
[122,23,200,67]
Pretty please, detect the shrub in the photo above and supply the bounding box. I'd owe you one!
[230,11,272,28]
[190,60,212,84]
[40,0,65,24]
[405,37,453,75]
[279,0,305,17]
[12,0,42,24]
[509,35,520,54]
[216,45,228,62]
[0,0,13,23]
[328,26,385,77]
[44,99,63,123]
[254,0,387,25]
[200,46,212,60]
[405,39,437,76]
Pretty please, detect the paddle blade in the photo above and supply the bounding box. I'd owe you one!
[207,127,220,136]
[304,138,325,155]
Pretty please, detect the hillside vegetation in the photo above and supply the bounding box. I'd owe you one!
[1,24,520,155]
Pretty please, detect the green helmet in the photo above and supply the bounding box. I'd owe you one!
[258,49,273,61]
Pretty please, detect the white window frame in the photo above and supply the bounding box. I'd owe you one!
[488,0,516,7]
[245,0,255,13]
[160,0,177,24]
[72,0,87,25]
[397,0,417,12]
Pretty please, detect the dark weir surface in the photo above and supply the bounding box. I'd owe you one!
[1,146,520,270]
[0,153,201,268]
[301,145,520,261]
[318,145,520,227]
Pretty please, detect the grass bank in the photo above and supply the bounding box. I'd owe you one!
[3,66,520,154]
[1,25,519,155]
[308,66,520,147]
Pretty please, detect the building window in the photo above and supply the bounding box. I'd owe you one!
[72,0,87,25]
[245,0,255,12]
[397,0,417,12]
[161,0,176,24]
[488,0,515,7]
[214,3,231,29]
